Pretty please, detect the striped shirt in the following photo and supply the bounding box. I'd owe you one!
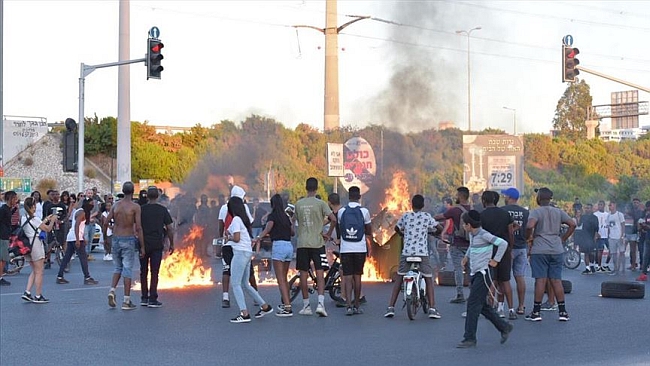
[465,228,507,276]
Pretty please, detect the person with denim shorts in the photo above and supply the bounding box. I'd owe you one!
[594,200,611,272]
[104,182,144,310]
[253,194,295,317]
[501,188,529,316]
[525,188,575,322]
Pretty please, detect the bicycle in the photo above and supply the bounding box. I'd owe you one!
[402,256,428,320]
[288,250,342,303]
[46,229,71,273]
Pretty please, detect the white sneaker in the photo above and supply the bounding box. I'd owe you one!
[106,254,113,261]
[298,305,312,316]
[103,254,109,261]
[315,303,328,317]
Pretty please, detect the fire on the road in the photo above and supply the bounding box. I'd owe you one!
[373,170,411,246]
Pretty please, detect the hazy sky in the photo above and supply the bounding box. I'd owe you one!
[4,0,649,134]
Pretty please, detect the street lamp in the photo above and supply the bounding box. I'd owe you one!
[503,106,517,135]
[456,26,482,132]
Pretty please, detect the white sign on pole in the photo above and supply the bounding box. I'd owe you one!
[326,143,345,177]
[2,117,48,162]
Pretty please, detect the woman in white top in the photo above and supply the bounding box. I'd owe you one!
[101,201,114,261]
[227,196,273,323]
[21,197,56,303]
[31,191,44,220]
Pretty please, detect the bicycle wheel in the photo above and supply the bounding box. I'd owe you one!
[288,275,302,302]
[328,273,343,303]
[420,288,429,315]
[564,248,581,269]
[7,256,24,274]
[406,283,418,320]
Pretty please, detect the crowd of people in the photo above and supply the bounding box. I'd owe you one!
[2,179,650,347]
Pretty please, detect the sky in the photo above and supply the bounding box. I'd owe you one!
[3,0,650,134]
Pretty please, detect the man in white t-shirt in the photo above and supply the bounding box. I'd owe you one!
[606,201,626,275]
[593,200,611,272]
[217,185,253,308]
[337,186,372,315]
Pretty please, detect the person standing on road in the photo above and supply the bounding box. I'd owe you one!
[606,201,625,275]
[82,188,100,261]
[479,191,516,320]
[251,197,268,239]
[56,199,99,286]
[594,200,611,272]
[524,187,575,322]
[575,204,599,274]
[21,197,57,303]
[501,188,529,316]
[636,200,650,281]
[456,210,512,348]
[139,186,174,308]
[434,187,472,304]
[194,194,211,258]
[253,194,294,317]
[105,182,145,310]
[384,194,442,319]
[0,191,19,286]
[100,201,114,262]
[337,186,372,315]
[227,196,273,323]
[294,177,337,317]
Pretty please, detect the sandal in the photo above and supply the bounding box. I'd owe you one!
[516,307,525,315]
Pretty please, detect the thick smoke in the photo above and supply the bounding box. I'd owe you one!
[364,2,472,132]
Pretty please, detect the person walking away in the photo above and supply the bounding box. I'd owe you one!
[0,191,19,286]
[218,185,254,308]
[21,197,57,303]
[56,199,99,285]
[606,202,625,275]
[524,188,575,322]
[294,177,337,317]
[456,210,513,348]
[227,196,273,323]
[337,186,372,315]
[501,188,529,315]
[253,194,294,316]
[384,194,442,319]
[434,187,472,304]
[105,182,144,310]
[575,204,599,274]
[139,187,174,307]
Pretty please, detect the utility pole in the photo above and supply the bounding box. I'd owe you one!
[294,0,389,131]
[117,0,131,187]
[456,27,481,132]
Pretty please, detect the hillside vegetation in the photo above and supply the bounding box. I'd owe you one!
[79,115,650,207]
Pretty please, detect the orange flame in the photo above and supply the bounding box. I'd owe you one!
[374,171,411,245]
[362,256,385,282]
[137,225,213,290]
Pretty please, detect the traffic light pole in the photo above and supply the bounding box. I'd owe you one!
[576,66,650,93]
[77,58,145,193]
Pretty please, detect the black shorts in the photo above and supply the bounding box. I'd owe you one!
[341,252,366,276]
[296,247,328,271]
[495,247,512,282]
[221,246,253,276]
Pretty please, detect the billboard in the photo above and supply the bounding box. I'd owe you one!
[338,137,376,195]
[326,143,344,177]
[2,117,48,162]
[462,134,524,194]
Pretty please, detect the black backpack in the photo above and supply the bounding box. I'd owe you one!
[339,205,365,242]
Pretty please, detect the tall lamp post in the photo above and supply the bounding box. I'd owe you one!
[456,26,481,132]
[503,106,517,135]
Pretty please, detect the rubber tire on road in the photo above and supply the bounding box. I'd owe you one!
[543,279,572,294]
[436,270,469,287]
[600,281,645,299]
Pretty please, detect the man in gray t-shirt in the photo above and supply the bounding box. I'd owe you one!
[524,188,575,322]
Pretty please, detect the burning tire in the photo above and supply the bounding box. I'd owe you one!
[600,281,645,299]
[436,270,469,287]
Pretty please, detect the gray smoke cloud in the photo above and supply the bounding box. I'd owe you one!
[360,2,476,132]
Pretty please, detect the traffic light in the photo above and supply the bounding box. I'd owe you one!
[147,38,164,80]
[562,45,580,82]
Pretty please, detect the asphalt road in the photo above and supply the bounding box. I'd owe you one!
[1,251,648,366]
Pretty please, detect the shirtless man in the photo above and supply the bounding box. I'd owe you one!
[105,182,145,310]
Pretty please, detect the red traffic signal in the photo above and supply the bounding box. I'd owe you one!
[147,38,164,80]
[562,46,580,82]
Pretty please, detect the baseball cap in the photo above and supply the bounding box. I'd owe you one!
[501,188,519,200]
[230,185,246,199]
